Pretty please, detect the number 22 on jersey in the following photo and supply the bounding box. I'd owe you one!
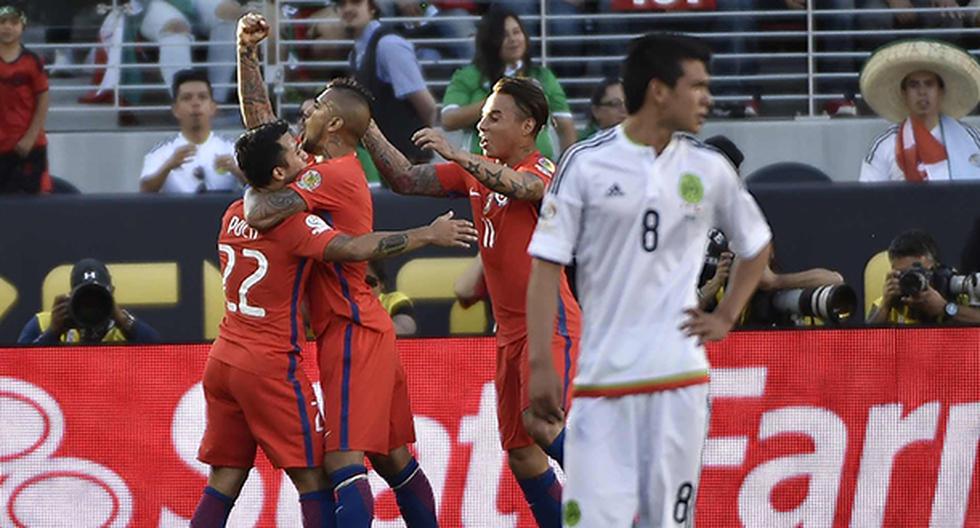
[218,244,268,317]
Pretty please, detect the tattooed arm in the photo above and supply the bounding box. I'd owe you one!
[322,211,478,261]
[412,128,545,201]
[236,14,276,128]
[243,187,307,231]
[361,121,450,197]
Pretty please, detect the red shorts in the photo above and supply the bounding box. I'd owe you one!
[318,319,416,455]
[496,331,578,451]
[198,357,323,469]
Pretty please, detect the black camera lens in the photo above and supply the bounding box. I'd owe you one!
[898,266,930,297]
[69,282,114,329]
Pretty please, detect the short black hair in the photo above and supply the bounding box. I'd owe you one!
[622,33,712,114]
[888,229,941,262]
[171,68,213,100]
[235,120,291,189]
[322,76,374,105]
[492,77,549,136]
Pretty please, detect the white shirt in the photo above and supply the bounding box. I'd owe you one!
[140,132,240,194]
[528,126,771,394]
[860,116,980,182]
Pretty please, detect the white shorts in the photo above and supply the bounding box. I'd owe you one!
[562,383,710,528]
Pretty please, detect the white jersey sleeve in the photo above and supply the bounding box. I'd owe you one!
[713,164,771,259]
[528,159,584,266]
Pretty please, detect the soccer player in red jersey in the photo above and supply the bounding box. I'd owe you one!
[192,120,476,528]
[234,14,448,527]
[360,77,581,528]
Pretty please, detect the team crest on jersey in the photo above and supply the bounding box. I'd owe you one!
[540,200,558,220]
[679,172,704,204]
[535,157,556,176]
[484,192,509,214]
[297,169,322,191]
[563,500,582,526]
[305,215,331,235]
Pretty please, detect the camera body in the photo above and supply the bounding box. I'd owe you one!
[698,228,729,288]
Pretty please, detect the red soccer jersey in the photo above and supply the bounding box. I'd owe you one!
[290,152,392,334]
[211,200,340,376]
[435,151,581,345]
[0,48,48,153]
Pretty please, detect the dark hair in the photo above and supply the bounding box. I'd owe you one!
[888,229,941,262]
[367,260,388,289]
[323,76,374,104]
[492,77,549,136]
[235,120,291,189]
[171,68,213,100]
[332,0,380,19]
[622,33,711,115]
[474,7,532,84]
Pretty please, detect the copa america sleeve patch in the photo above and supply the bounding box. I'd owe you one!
[297,169,322,191]
[535,157,556,176]
[305,215,331,235]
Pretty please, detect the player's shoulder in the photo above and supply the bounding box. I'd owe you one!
[958,120,980,149]
[519,151,557,178]
[675,133,740,178]
[548,127,619,194]
[221,199,245,223]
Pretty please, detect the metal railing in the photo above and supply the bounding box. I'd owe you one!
[36,1,980,127]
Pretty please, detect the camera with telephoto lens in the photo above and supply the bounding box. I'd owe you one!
[68,280,115,330]
[769,284,858,324]
[698,228,729,288]
[946,273,980,301]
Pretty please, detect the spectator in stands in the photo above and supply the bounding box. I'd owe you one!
[864,0,964,30]
[366,260,418,336]
[859,40,980,182]
[580,76,626,140]
[867,229,980,324]
[341,0,438,163]
[17,258,160,344]
[84,0,260,104]
[441,7,576,160]
[0,2,51,195]
[491,0,585,78]
[391,0,475,62]
[139,69,244,193]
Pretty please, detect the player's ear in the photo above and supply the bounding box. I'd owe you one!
[327,116,344,133]
[522,117,535,137]
[271,165,286,183]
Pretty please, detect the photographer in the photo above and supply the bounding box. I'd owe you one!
[698,229,851,326]
[868,230,980,324]
[17,259,160,344]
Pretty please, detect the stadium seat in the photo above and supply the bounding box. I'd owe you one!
[396,257,489,335]
[863,250,890,317]
[745,162,833,186]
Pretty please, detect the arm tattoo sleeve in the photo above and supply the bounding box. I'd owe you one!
[460,155,544,201]
[361,125,448,197]
[238,46,276,128]
[247,188,305,229]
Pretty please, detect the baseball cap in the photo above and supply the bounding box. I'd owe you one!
[70,258,112,289]
[0,4,26,23]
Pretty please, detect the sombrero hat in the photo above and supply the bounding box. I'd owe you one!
[859,40,980,123]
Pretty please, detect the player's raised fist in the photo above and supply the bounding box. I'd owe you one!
[427,210,479,248]
[237,13,269,48]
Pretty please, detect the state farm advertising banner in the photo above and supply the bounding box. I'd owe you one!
[2,330,979,527]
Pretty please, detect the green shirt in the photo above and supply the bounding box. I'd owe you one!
[441,64,572,160]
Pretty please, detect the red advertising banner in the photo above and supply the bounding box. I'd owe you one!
[2,329,979,527]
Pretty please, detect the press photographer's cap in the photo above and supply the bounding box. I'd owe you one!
[0,4,26,23]
[71,258,112,288]
[860,40,980,123]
